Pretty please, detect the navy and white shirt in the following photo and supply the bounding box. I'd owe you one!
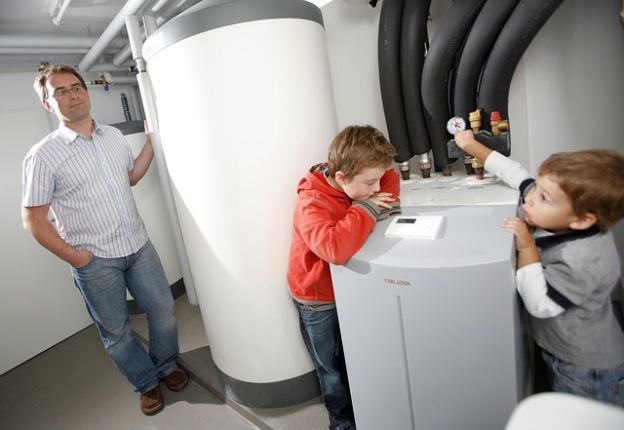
[22,121,148,258]
[485,151,624,369]
[530,227,624,368]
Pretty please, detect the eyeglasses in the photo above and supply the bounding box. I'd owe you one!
[51,85,85,99]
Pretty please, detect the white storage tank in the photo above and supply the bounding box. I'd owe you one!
[142,0,338,406]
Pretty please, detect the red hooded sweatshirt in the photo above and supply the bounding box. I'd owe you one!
[287,164,400,304]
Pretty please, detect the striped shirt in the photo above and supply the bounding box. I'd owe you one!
[22,121,148,258]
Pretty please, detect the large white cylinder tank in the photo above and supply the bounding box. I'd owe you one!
[143,0,338,406]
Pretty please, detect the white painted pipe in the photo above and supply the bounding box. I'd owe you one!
[89,62,135,72]
[143,15,159,35]
[103,72,138,84]
[0,36,124,49]
[52,0,74,26]
[79,0,151,72]
[125,14,199,306]
[0,55,83,71]
[156,0,204,21]
[0,47,88,54]
[149,0,170,13]
[126,15,145,58]
[112,43,135,67]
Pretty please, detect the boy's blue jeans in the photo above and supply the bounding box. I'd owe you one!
[71,240,179,394]
[542,349,624,407]
[294,301,356,430]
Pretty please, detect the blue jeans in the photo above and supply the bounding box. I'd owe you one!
[71,240,179,394]
[542,349,624,407]
[294,301,356,430]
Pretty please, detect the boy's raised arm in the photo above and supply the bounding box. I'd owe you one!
[455,130,493,164]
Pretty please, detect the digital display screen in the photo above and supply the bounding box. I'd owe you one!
[397,218,417,224]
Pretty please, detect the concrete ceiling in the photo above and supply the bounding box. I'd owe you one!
[0,0,333,74]
[0,0,125,37]
[0,0,206,73]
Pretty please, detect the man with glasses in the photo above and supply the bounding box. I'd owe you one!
[21,64,188,415]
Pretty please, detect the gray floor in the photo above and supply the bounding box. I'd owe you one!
[0,295,329,430]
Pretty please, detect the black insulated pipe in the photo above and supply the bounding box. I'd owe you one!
[421,0,487,171]
[477,0,565,125]
[400,0,431,157]
[378,0,412,164]
[452,0,520,121]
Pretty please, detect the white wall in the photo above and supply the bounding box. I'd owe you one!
[322,0,386,128]
[515,0,624,278]
[0,73,91,376]
[0,72,164,375]
[321,0,623,270]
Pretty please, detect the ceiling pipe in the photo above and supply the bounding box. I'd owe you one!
[78,0,153,72]
[0,0,196,74]
[150,0,171,13]
[0,47,90,55]
[0,36,125,49]
[113,43,135,66]
[0,54,83,65]
[51,0,74,26]
[103,71,138,85]
[155,0,205,25]
[113,31,147,66]
[89,62,135,72]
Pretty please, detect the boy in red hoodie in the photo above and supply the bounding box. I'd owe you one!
[287,125,400,430]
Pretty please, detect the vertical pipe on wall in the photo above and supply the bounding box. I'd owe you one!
[125,14,198,305]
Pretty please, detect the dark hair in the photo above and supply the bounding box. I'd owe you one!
[538,149,624,229]
[327,125,397,179]
[33,64,87,102]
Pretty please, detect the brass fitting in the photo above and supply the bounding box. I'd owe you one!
[490,111,509,136]
[490,111,501,136]
[497,119,509,133]
[469,109,482,132]
[471,157,484,180]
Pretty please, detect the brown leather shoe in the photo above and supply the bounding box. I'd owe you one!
[162,367,189,392]
[139,386,164,415]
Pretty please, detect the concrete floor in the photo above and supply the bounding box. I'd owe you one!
[5,291,602,430]
[0,295,329,430]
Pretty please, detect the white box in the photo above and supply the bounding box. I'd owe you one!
[384,215,445,239]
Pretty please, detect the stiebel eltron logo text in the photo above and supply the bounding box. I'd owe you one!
[384,278,411,286]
